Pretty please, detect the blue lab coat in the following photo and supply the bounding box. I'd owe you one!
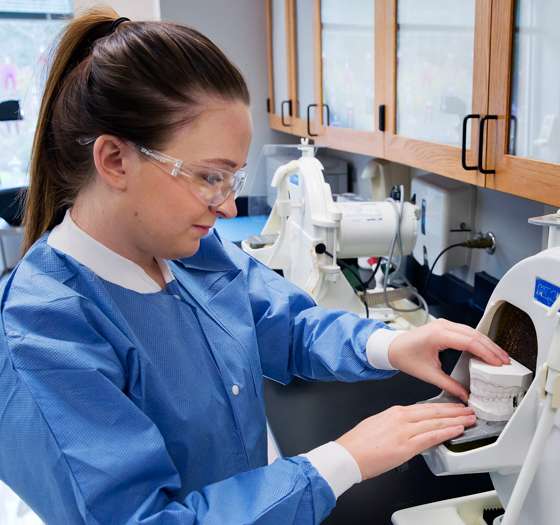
[0,230,396,524]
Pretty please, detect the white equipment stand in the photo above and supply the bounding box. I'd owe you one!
[393,213,560,525]
[242,140,425,327]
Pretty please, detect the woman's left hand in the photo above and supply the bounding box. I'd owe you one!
[388,319,510,403]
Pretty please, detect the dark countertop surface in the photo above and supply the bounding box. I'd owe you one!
[263,303,493,524]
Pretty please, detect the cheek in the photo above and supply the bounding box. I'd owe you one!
[157,183,209,228]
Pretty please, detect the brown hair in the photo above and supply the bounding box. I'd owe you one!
[22,7,250,255]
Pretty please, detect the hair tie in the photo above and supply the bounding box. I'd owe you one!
[110,17,130,33]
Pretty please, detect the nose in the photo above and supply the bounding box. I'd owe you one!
[212,192,237,219]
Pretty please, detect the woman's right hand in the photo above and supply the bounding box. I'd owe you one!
[335,403,476,481]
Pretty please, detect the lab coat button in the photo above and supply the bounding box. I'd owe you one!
[232,385,240,395]
[173,295,181,300]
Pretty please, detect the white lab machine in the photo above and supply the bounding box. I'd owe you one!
[392,213,560,525]
[242,141,426,326]
[265,152,348,209]
[411,173,476,276]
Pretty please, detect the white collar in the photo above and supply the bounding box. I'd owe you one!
[47,210,175,294]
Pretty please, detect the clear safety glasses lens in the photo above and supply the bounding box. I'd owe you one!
[137,146,246,206]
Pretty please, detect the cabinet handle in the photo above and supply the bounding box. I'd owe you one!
[379,105,386,132]
[306,104,330,136]
[323,104,330,127]
[281,100,292,127]
[307,104,318,136]
[478,115,497,174]
[461,114,479,170]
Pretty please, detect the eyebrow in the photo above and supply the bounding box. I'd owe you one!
[201,158,247,170]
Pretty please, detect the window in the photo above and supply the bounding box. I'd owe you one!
[0,0,72,189]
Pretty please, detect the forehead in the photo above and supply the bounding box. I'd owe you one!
[168,102,252,169]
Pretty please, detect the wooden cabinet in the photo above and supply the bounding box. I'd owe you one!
[267,0,293,131]
[484,0,560,206]
[267,0,560,206]
[383,0,489,187]
[312,0,385,156]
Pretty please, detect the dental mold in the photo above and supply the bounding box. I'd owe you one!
[468,357,533,421]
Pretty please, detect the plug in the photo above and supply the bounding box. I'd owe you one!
[461,232,496,253]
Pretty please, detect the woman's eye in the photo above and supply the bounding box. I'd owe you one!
[200,172,224,186]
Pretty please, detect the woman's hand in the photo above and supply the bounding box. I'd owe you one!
[336,402,476,480]
[388,319,510,403]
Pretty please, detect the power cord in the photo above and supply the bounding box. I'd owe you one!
[364,257,382,288]
[383,194,431,325]
[420,235,496,297]
[420,243,464,297]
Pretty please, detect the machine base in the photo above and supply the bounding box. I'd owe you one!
[391,490,502,525]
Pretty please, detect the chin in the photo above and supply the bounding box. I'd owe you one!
[169,240,201,260]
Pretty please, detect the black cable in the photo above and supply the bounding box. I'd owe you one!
[420,243,465,297]
[364,257,382,287]
[322,249,369,318]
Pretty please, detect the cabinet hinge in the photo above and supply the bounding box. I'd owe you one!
[379,105,386,132]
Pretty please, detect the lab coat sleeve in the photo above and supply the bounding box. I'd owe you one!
[223,241,399,385]
[0,293,336,525]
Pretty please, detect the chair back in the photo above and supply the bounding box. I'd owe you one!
[0,101,23,122]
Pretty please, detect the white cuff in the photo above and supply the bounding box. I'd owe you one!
[366,329,405,371]
[300,442,362,499]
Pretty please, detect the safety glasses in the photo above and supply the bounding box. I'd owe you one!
[77,137,247,207]
[135,146,247,206]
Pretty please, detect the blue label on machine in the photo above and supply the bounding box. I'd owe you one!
[289,174,299,185]
[534,278,560,307]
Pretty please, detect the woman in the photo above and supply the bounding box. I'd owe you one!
[0,8,508,525]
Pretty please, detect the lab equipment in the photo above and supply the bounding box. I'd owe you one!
[411,173,475,276]
[392,213,560,525]
[265,151,348,210]
[242,140,425,324]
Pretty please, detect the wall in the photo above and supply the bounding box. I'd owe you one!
[160,0,299,196]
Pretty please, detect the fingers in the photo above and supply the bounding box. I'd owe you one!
[434,319,509,365]
[403,402,472,422]
[410,425,466,451]
[411,413,476,436]
[421,367,470,402]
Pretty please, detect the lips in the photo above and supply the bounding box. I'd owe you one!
[193,225,211,236]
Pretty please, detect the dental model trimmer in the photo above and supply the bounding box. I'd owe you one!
[499,296,560,525]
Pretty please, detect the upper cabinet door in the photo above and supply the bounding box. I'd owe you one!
[485,0,560,206]
[312,0,385,156]
[384,0,490,186]
[289,0,320,138]
[268,0,294,131]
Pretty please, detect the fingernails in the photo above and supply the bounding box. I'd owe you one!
[466,415,476,423]
[455,425,464,432]
[502,350,510,361]
[455,403,466,407]
[463,406,474,413]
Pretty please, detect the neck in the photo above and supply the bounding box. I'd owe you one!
[71,191,167,291]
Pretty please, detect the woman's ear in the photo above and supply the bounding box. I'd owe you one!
[92,135,131,191]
